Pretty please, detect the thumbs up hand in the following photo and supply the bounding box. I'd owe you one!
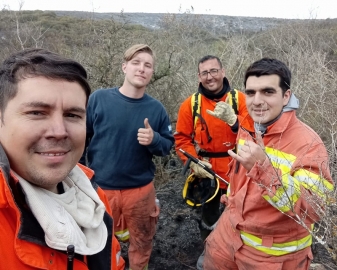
[138,118,154,145]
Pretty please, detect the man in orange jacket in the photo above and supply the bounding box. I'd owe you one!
[0,48,124,270]
[174,55,252,269]
[204,58,334,269]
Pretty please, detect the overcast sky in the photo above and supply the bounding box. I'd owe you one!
[2,0,337,19]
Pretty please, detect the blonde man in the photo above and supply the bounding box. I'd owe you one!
[81,44,174,270]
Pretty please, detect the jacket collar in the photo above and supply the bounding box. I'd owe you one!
[0,144,11,208]
[241,111,297,135]
[0,144,112,270]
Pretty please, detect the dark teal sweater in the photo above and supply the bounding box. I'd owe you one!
[80,87,174,189]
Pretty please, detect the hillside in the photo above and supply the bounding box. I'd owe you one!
[54,11,302,34]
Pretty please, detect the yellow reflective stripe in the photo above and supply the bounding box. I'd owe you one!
[238,139,245,147]
[238,140,331,212]
[265,147,296,175]
[227,184,231,196]
[115,228,130,241]
[263,174,301,212]
[240,231,312,256]
[263,149,297,212]
[191,92,202,127]
[294,168,334,198]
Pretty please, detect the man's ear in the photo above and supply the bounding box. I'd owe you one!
[197,73,202,83]
[221,68,226,78]
[122,62,126,74]
[283,89,291,106]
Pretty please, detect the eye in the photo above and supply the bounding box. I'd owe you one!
[244,90,255,96]
[65,113,82,119]
[27,111,44,116]
[209,69,219,75]
[264,89,275,95]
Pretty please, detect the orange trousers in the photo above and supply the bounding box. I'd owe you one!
[203,211,313,270]
[104,182,159,270]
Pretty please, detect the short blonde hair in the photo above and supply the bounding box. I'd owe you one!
[123,44,155,62]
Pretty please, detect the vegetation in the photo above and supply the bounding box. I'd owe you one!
[1,8,336,267]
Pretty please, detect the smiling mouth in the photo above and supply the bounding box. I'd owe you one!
[253,107,267,112]
[38,152,67,156]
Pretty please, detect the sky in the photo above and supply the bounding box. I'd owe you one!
[2,0,337,19]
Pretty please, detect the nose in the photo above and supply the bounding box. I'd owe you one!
[252,92,264,106]
[206,72,213,79]
[138,63,145,72]
[45,115,68,140]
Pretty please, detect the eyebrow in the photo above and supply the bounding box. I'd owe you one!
[21,101,86,114]
[132,56,153,64]
[245,87,277,92]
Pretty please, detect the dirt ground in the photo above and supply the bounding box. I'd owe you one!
[121,164,337,270]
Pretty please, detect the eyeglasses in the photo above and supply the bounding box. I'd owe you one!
[199,68,221,79]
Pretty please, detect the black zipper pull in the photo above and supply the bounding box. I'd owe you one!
[67,245,75,270]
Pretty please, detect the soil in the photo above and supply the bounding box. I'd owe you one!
[121,162,337,270]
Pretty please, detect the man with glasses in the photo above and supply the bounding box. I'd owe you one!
[174,55,252,269]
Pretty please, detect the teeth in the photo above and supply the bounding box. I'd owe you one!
[40,153,65,156]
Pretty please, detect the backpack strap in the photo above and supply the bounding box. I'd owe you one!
[192,92,202,127]
[228,88,239,114]
[190,89,239,146]
[191,92,212,143]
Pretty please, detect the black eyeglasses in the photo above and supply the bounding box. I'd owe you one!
[199,68,221,79]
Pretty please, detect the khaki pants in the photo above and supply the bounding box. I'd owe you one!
[104,182,159,270]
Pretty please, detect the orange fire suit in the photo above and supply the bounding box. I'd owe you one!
[103,182,159,270]
[204,111,334,269]
[0,155,125,270]
[175,84,252,189]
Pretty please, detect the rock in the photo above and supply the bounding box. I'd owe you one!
[310,263,326,270]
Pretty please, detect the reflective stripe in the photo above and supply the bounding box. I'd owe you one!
[115,228,130,241]
[237,139,245,148]
[240,140,331,212]
[200,220,218,230]
[116,250,121,265]
[294,168,334,197]
[240,231,312,256]
[263,173,301,212]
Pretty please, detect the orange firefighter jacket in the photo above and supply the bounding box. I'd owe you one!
[0,155,125,270]
[220,111,334,256]
[175,88,252,188]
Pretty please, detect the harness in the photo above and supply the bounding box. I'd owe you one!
[191,89,239,158]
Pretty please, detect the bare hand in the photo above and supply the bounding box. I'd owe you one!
[228,131,267,171]
[138,118,154,145]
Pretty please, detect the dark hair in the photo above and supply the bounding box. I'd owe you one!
[198,55,222,72]
[0,48,91,115]
[244,57,291,94]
